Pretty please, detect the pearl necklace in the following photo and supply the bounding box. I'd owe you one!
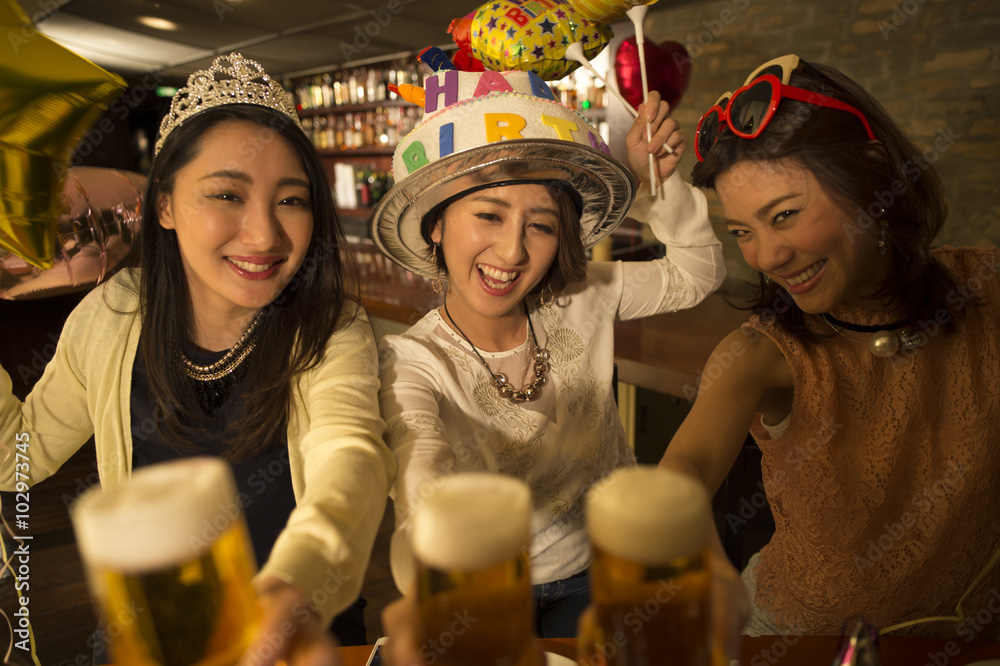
[443,301,550,404]
[821,312,922,357]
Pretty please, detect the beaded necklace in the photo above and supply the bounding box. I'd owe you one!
[443,301,550,404]
[180,310,263,412]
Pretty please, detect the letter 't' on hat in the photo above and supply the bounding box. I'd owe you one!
[370,68,637,278]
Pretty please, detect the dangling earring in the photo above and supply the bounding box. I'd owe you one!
[540,282,556,309]
[431,243,446,294]
[763,274,772,285]
[878,220,889,255]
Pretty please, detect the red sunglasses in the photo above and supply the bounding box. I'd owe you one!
[695,55,877,162]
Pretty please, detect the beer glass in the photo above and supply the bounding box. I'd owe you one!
[71,457,260,665]
[586,465,713,666]
[412,472,535,666]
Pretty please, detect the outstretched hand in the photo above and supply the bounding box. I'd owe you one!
[239,578,342,666]
[624,90,686,190]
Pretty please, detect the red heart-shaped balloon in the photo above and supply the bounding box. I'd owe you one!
[614,37,691,111]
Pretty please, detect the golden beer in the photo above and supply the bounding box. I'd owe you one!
[586,466,714,666]
[72,457,260,666]
[412,473,535,666]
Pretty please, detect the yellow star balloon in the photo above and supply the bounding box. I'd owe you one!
[1,0,125,269]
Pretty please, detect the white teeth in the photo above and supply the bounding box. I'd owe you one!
[229,258,276,273]
[477,264,520,287]
[785,260,826,286]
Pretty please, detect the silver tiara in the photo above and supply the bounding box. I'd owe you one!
[155,52,303,154]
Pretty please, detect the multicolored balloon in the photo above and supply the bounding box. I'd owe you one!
[615,37,690,111]
[0,0,126,269]
[458,0,614,81]
[1,168,145,300]
[567,0,658,24]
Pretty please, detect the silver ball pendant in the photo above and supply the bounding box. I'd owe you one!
[869,330,900,357]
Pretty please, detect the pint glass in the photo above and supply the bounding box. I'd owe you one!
[586,466,713,666]
[412,472,534,666]
[71,457,260,665]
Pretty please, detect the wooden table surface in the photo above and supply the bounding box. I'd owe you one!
[335,635,1000,665]
[352,243,749,398]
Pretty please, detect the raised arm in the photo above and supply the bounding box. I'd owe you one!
[609,91,726,320]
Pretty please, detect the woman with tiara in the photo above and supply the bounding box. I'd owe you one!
[0,53,394,663]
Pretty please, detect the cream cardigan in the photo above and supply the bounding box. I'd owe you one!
[0,269,395,625]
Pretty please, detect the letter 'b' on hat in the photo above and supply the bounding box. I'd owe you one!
[370,69,637,278]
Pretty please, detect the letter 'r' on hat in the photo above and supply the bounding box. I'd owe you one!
[370,68,637,278]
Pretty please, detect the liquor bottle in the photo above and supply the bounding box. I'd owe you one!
[321,73,333,108]
[325,114,335,150]
[348,70,359,105]
[358,165,372,207]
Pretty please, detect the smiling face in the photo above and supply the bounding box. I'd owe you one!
[157,120,314,331]
[432,183,561,332]
[716,159,886,314]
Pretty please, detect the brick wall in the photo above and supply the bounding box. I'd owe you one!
[643,0,1000,289]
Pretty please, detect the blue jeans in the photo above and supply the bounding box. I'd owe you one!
[533,568,591,638]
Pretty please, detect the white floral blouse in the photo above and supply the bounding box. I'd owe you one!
[378,173,725,587]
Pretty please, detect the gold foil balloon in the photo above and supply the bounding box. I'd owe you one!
[568,0,659,24]
[0,168,144,300]
[0,0,126,269]
[466,0,613,81]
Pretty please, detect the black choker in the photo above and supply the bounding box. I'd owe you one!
[821,312,922,357]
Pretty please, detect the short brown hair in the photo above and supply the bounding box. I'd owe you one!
[421,181,587,300]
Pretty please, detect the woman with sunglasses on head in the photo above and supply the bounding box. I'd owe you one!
[661,54,1000,638]
[372,65,726,643]
[0,54,394,664]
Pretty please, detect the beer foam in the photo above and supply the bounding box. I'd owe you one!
[72,457,245,573]
[586,466,710,565]
[411,473,531,572]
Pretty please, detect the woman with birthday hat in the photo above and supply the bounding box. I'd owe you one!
[660,54,1000,638]
[372,64,727,638]
[0,53,394,662]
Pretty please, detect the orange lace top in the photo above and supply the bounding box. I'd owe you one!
[743,246,1000,637]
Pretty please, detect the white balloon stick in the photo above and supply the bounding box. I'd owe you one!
[626,4,659,196]
[564,41,638,119]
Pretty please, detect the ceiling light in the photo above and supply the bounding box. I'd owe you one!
[137,16,178,31]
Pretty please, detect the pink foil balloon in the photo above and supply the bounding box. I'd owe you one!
[615,37,691,111]
[0,167,145,300]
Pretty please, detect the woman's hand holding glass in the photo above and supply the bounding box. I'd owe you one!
[239,578,342,666]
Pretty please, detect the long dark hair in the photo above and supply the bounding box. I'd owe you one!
[137,104,354,459]
[692,61,959,340]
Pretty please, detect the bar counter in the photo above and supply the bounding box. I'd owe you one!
[353,243,749,398]
[334,635,1000,665]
